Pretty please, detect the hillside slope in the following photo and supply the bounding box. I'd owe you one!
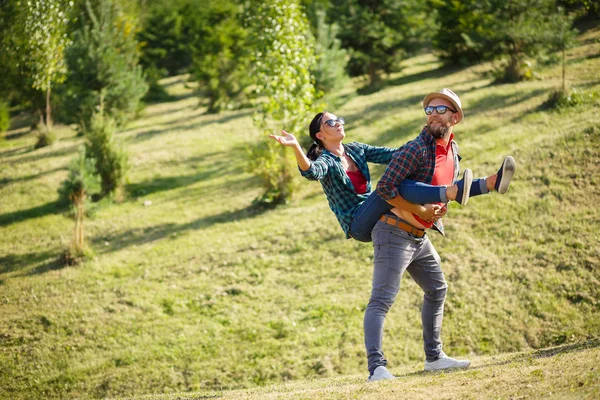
[129,339,600,400]
[1,24,599,400]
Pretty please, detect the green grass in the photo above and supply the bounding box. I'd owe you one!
[1,26,599,399]
[125,339,600,400]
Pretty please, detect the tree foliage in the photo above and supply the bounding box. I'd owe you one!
[329,0,432,88]
[137,0,193,75]
[188,0,252,113]
[17,0,73,131]
[84,112,128,198]
[245,0,317,205]
[312,9,348,94]
[430,0,577,82]
[62,0,147,130]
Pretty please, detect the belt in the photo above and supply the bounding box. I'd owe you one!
[379,215,426,238]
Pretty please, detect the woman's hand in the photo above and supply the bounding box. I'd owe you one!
[417,203,442,221]
[269,130,299,147]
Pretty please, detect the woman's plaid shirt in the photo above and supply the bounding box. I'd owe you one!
[300,142,396,238]
[376,127,461,236]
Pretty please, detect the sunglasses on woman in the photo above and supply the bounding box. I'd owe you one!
[322,116,345,127]
[424,105,457,115]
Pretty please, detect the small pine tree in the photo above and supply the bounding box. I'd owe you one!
[84,111,129,198]
[58,146,99,265]
[313,9,348,94]
[63,0,148,130]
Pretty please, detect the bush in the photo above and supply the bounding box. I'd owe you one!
[0,101,9,133]
[547,87,600,109]
[84,112,128,198]
[246,138,299,205]
[34,128,57,149]
[58,147,100,266]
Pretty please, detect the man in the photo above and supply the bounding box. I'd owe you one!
[364,88,516,381]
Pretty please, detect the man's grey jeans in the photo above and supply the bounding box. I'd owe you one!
[364,220,448,375]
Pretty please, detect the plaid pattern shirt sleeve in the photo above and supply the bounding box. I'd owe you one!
[376,140,426,201]
[360,143,396,165]
[299,156,330,181]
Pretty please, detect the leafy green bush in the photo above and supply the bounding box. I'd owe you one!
[33,128,56,149]
[0,101,9,134]
[84,112,129,198]
[547,87,600,109]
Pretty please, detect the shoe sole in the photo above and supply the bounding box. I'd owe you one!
[497,156,516,194]
[460,169,473,206]
[424,360,471,372]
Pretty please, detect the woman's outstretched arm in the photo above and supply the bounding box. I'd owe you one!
[269,130,311,171]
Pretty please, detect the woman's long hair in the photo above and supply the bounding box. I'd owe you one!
[306,111,326,161]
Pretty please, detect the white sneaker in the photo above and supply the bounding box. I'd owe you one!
[424,352,471,371]
[367,365,396,381]
[495,156,516,194]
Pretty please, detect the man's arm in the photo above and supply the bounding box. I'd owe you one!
[376,144,440,220]
[376,145,420,201]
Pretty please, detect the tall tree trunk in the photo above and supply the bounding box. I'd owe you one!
[46,87,53,131]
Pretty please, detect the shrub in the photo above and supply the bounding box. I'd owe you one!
[546,87,600,109]
[84,112,129,198]
[34,128,57,149]
[58,146,100,265]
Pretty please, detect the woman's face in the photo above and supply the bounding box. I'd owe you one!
[317,112,345,142]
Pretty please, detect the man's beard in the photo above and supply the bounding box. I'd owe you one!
[427,123,450,139]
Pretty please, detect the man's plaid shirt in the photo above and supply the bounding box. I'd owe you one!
[300,142,396,238]
[376,127,461,236]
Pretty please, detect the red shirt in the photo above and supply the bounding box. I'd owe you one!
[413,133,455,228]
[346,169,368,194]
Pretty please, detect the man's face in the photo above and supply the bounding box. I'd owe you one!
[426,98,458,139]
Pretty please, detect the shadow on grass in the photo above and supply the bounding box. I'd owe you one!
[0,249,62,275]
[90,201,272,254]
[0,166,66,189]
[0,200,65,228]
[131,109,253,143]
[6,144,80,165]
[387,63,462,88]
[472,338,600,371]
[126,150,238,198]
[466,87,549,119]
[392,338,600,380]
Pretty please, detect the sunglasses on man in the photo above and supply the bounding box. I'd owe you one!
[424,105,457,115]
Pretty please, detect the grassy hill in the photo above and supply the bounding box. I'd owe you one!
[1,24,599,400]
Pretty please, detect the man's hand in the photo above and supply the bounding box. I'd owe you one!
[269,130,299,147]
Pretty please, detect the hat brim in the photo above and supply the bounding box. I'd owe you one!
[423,93,463,124]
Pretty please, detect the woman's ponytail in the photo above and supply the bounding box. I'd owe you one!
[306,111,326,161]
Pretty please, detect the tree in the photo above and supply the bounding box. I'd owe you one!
[62,0,147,130]
[245,0,317,204]
[430,0,577,82]
[312,9,348,94]
[329,0,432,89]
[18,0,73,132]
[188,0,252,113]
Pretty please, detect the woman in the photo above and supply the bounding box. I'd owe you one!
[269,111,473,242]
